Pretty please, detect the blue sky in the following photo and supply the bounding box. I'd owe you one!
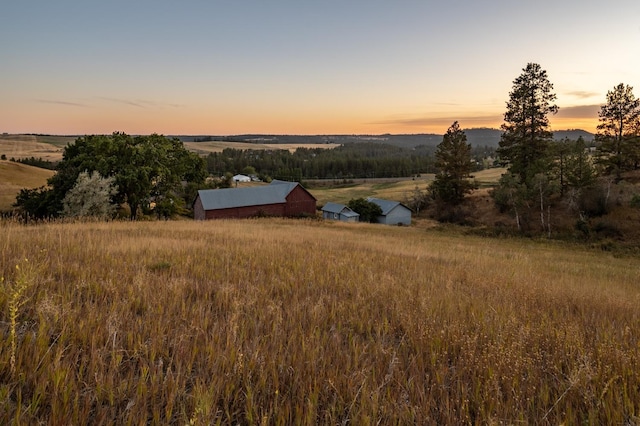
[1,0,639,135]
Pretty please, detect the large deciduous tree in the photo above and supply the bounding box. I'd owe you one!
[16,132,207,220]
[497,63,558,186]
[596,83,640,179]
[431,121,476,206]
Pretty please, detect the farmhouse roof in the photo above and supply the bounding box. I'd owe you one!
[321,202,348,214]
[366,197,410,215]
[197,180,313,211]
[322,202,359,217]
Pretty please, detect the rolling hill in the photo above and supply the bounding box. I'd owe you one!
[0,160,55,211]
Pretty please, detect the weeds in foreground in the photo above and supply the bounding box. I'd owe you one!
[3,258,35,377]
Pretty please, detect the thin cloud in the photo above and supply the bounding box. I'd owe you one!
[35,99,90,108]
[555,104,601,119]
[564,90,600,99]
[97,97,147,108]
[96,97,184,109]
[372,114,503,128]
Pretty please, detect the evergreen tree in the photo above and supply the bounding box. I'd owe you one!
[497,63,558,186]
[596,83,640,179]
[564,136,596,190]
[431,121,476,206]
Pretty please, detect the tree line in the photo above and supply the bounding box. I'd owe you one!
[430,63,639,235]
[205,142,438,181]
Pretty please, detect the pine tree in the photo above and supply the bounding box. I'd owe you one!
[497,63,558,187]
[431,121,476,206]
[596,83,640,179]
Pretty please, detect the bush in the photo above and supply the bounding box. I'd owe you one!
[593,221,622,239]
[347,198,382,223]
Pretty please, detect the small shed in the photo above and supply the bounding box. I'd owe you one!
[366,197,412,225]
[194,180,316,220]
[322,202,360,222]
[232,174,251,183]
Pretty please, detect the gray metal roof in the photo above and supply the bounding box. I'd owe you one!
[198,180,300,210]
[321,202,349,214]
[341,210,360,218]
[366,197,409,215]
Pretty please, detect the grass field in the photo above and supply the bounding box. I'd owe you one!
[0,219,638,424]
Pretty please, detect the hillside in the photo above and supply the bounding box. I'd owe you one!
[1,219,638,424]
[1,130,595,162]
[179,129,595,149]
[0,134,68,161]
[0,160,55,211]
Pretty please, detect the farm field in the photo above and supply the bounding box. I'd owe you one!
[309,168,506,206]
[1,219,638,424]
[0,135,69,162]
[0,135,340,164]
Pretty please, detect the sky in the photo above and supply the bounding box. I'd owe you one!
[1,0,639,136]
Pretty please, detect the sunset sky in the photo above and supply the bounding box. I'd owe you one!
[1,1,639,136]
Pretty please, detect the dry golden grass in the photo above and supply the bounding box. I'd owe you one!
[310,176,435,206]
[472,167,507,186]
[0,161,55,211]
[310,168,506,207]
[184,141,340,154]
[0,218,638,424]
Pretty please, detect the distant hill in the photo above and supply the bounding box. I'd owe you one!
[0,160,55,211]
[179,128,594,150]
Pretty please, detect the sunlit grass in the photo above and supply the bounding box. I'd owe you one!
[0,218,638,424]
[310,176,435,205]
[0,161,56,211]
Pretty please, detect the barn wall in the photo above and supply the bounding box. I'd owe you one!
[194,196,206,220]
[383,206,411,225]
[284,186,317,216]
[204,203,285,219]
[341,214,359,222]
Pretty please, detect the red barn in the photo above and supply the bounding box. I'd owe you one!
[194,180,317,220]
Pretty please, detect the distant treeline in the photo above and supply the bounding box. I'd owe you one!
[185,129,594,148]
[10,156,58,170]
[205,142,441,180]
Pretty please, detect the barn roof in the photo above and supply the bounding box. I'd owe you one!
[366,197,411,215]
[197,180,310,211]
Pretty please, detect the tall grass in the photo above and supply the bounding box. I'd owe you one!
[0,218,638,424]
